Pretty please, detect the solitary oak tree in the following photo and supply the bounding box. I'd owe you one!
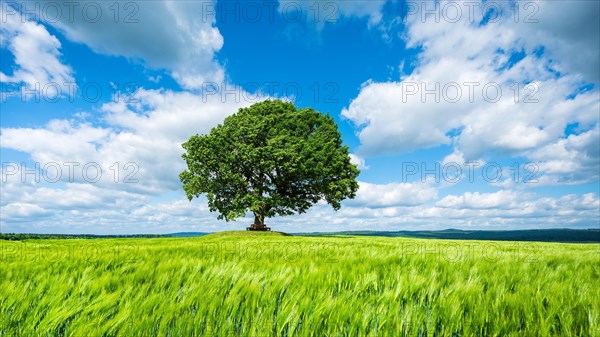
[180,100,359,231]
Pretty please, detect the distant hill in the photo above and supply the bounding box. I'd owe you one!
[294,228,600,243]
[166,232,210,237]
[2,228,598,243]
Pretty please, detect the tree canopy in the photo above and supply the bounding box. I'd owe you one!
[180,99,359,230]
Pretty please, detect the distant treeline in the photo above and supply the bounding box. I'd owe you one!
[0,233,169,241]
[296,228,600,243]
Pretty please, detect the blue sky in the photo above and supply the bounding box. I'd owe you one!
[1,0,599,234]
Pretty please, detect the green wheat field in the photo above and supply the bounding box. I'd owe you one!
[1,232,599,337]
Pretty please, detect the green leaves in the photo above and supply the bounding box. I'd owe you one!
[180,99,360,225]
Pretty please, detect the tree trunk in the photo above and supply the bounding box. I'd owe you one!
[250,212,268,231]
